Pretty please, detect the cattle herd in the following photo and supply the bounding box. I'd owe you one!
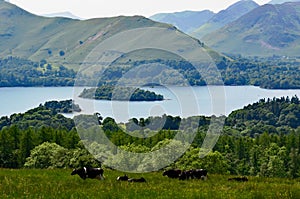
[71,167,248,182]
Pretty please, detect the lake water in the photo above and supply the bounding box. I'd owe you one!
[1,86,300,122]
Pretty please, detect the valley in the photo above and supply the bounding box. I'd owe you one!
[1,1,300,197]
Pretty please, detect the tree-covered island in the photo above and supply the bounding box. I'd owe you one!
[79,85,164,101]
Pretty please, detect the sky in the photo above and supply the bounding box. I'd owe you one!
[8,0,270,19]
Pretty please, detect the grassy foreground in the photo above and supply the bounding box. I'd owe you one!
[0,169,300,199]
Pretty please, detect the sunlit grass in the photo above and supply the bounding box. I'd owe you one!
[0,169,300,198]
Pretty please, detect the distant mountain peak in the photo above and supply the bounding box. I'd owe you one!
[268,0,300,4]
[202,2,300,56]
[42,11,83,20]
[192,0,259,39]
[209,0,259,24]
[0,0,34,17]
[149,10,215,33]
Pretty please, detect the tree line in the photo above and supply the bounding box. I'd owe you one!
[0,97,299,178]
[0,56,299,89]
[219,55,300,89]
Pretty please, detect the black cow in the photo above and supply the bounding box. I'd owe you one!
[71,167,104,180]
[128,177,146,182]
[117,174,129,181]
[228,176,248,182]
[178,170,191,180]
[190,169,208,180]
[179,169,208,180]
[163,169,182,179]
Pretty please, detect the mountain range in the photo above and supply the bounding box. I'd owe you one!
[42,12,83,20]
[150,0,259,38]
[149,10,214,34]
[0,0,223,70]
[269,0,300,4]
[2,0,300,65]
[191,0,259,39]
[150,0,300,57]
[202,2,300,56]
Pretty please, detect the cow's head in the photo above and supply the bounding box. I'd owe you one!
[162,170,168,176]
[71,169,78,175]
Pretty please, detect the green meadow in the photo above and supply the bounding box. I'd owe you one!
[1,169,300,199]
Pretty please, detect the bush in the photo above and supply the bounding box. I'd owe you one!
[24,142,69,169]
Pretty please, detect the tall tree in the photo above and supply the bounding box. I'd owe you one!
[0,128,14,167]
[19,128,34,166]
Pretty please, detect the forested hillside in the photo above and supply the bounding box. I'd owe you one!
[219,56,300,89]
[0,55,299,88]
[0,57,75,86]
[0,97,300,178]
[0,100,78,130]
[226,96,300,132]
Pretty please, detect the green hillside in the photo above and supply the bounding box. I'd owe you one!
[202,2,300,57]
[0,1,224,72]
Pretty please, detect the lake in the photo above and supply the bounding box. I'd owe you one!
[1,86,300,122]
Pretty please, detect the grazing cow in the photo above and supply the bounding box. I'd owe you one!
[163,169,182,179]
[179,170,191,180]
[128,177,146,182]
[228,176,248,182]
[71,167,104,180]
[190,169,208,180]
[117,174,129,181]
[179,169,208,180]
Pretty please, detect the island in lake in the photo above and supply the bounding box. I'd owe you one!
[79,85,164,101]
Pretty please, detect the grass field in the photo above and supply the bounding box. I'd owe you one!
[1,169,300,199]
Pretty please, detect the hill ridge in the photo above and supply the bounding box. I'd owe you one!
[0,1,179,68]
[191,0,259,39]
[202,2,300,56]
[149,10,215,33]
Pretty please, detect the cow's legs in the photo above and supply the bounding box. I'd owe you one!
[95,174,105,180]
[100,174,105,180]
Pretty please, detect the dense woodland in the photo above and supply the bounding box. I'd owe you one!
[0,56,299,89]
[0,96,300,178]
[220,56,300,89]
[91,56,300,89]
[0,57,75,87]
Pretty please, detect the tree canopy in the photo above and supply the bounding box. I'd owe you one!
[79,85,164,101]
